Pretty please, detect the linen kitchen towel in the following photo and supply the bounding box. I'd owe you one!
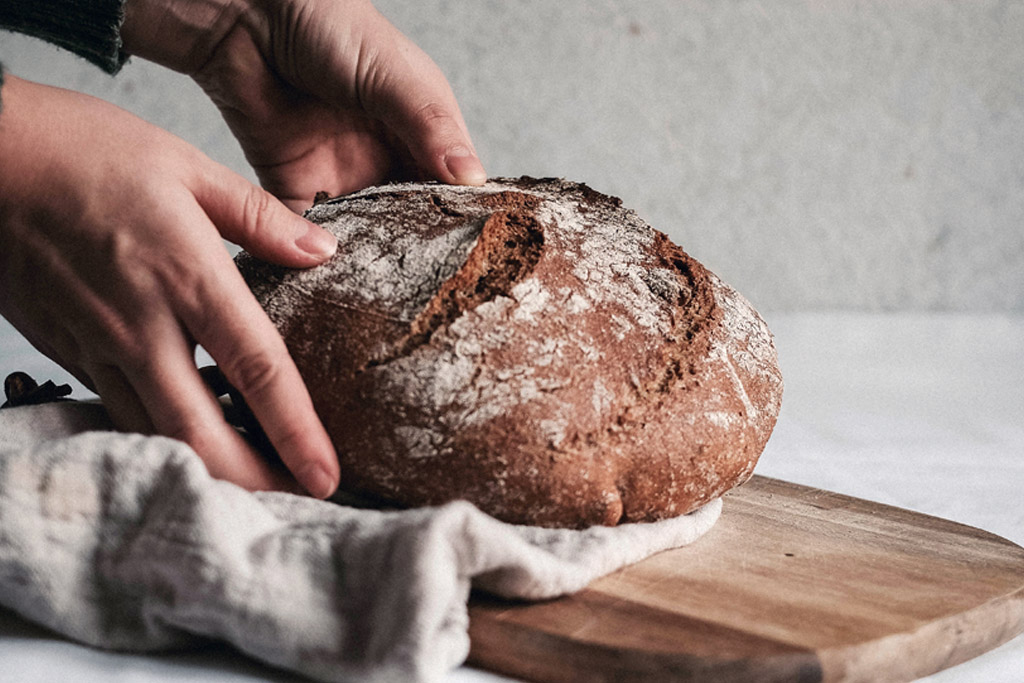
[0,401,720,682]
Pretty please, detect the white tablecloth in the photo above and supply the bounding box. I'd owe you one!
[1,312,1021,682]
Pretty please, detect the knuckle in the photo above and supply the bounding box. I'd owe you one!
[412,101,455,128]
[240,186,277,242]
[222,348,284,400]
[110,327,157,371]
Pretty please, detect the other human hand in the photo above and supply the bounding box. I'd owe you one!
[121,0,486,210]
[0,76,340,497]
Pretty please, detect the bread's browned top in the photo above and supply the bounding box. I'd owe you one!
[237,177,783,527]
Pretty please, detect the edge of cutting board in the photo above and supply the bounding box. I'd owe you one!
[466,476,1024,683]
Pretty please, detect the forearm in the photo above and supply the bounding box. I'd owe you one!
[0,0,128,73]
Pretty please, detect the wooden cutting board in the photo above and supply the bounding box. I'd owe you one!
[467,476,1024,682]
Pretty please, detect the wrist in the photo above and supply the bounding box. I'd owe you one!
[0,77,75,220]
[120,0,248,74]
[0,75,29,203]
[0,77,46,246]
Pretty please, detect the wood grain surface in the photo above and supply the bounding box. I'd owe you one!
[467,476,1024,682]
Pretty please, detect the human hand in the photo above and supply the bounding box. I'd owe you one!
[0,75,340,497]
[121,0,486,211]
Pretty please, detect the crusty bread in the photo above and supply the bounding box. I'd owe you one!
[236,177,783,527]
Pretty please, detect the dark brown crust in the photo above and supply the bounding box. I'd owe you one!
[236,177,783,528]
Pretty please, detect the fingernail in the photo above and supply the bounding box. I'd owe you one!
[295,223,338,260]
[445,148,487,186]
[299,462,338,499]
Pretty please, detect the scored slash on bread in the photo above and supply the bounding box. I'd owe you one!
[236,177,783,528]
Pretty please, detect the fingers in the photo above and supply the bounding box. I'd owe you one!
[91,183,339,498]
[86,363,154,434]
[308,10,487,186]
[175,232,340,499]
[366,54,487,186]
[0,76,330,497]
[194,165,337,265]
[397,99,487,186]
[149,168,338,497]
[76,289,319,496]
[199,300,339,498]
[117,323,298,493]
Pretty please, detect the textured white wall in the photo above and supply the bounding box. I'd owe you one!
[2,0,1022,312]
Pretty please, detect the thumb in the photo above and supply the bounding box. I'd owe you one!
[318,14,487,186]
[195,164,337,266]
[369,50,487,186]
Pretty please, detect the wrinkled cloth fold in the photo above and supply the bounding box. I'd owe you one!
[0,402,721,682]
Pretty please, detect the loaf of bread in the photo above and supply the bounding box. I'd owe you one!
[236,177,783,528]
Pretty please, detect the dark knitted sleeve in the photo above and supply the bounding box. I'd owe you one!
[0,0,128,74]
